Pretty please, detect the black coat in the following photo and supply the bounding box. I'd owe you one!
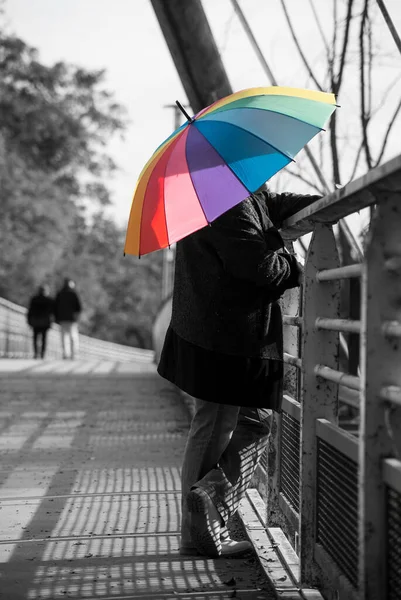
[27,294,54,330]
[54,289,82,323]
[170,189,320,359]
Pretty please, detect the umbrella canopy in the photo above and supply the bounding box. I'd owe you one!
[124,86,337,257]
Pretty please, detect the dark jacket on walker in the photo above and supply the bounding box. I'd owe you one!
[27,290,54,330]
[171,189,321,360]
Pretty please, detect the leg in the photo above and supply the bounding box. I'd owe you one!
[70,323,79,359]
[59,323,70,358]
[41,329,48,359]
[187,406,272,556]
[181,399,240,548]
[32,329,39,358]
[197,407,272,524]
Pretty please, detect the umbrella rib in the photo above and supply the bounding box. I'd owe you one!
[195,119,296,164]
[186,126,262,220]
[200,104,326,132]
[184,128,212,226]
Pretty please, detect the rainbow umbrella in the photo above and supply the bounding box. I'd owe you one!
[124,86,337,257]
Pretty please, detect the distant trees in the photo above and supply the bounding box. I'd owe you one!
[0,24,162,349]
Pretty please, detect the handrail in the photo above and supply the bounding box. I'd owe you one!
[0,296,154,362]
[281,153,401,230]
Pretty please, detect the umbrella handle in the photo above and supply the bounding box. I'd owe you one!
[176,100,193,123]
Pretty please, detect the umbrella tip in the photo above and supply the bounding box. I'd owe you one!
[176,100,193,123]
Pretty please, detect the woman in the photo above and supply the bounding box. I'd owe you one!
[158,186,324,558]
[27,284,54,359]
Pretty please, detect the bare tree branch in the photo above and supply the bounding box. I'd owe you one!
[335,0,355,93]
[308,0,332,78]
[327,0,354,186]
[367,10,373,116]
[370,73,401,116]
[332,0,339,72]
[348,141,364,181]
[285,168,325,194]
[374,98,401,165]
[330,111,341,184]
[279,0,323,90]
[360,0,373,169]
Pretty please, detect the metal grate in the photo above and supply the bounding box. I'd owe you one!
[317,438,358,588]
[280,411,301,512]
[387,486,401,600]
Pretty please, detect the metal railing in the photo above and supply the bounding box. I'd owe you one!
[265,153,401,600]
[0,296,154,363]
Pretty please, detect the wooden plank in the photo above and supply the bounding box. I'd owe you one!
[247,488,267,527]
[299,224,341,586]
[358,191,401,598]
[238,496,303,599]
[240,492,325,600]
[268,527,300,579]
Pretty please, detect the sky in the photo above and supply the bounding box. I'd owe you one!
[4,0,401,236]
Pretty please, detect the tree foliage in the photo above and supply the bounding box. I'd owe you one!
[0,24,162,349]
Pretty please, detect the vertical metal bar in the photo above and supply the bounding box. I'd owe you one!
[359,192,401,598]
[299,224,341,585]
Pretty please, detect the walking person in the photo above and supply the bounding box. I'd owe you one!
[54,278,82,360]
[157,186,327,558]
[27,284,54,359]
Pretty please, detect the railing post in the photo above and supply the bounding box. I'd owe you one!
[266,253,300,537]
[359,191,401,599]
[299,224,341,585]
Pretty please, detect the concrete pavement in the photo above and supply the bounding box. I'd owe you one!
[0,359,276,599]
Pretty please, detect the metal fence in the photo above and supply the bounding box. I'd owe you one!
[0,296,154,363]
[263,153,401,600]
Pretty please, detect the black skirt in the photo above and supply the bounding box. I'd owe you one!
[157,326,283,411]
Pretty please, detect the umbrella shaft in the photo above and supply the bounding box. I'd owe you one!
[176,100,193,123]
